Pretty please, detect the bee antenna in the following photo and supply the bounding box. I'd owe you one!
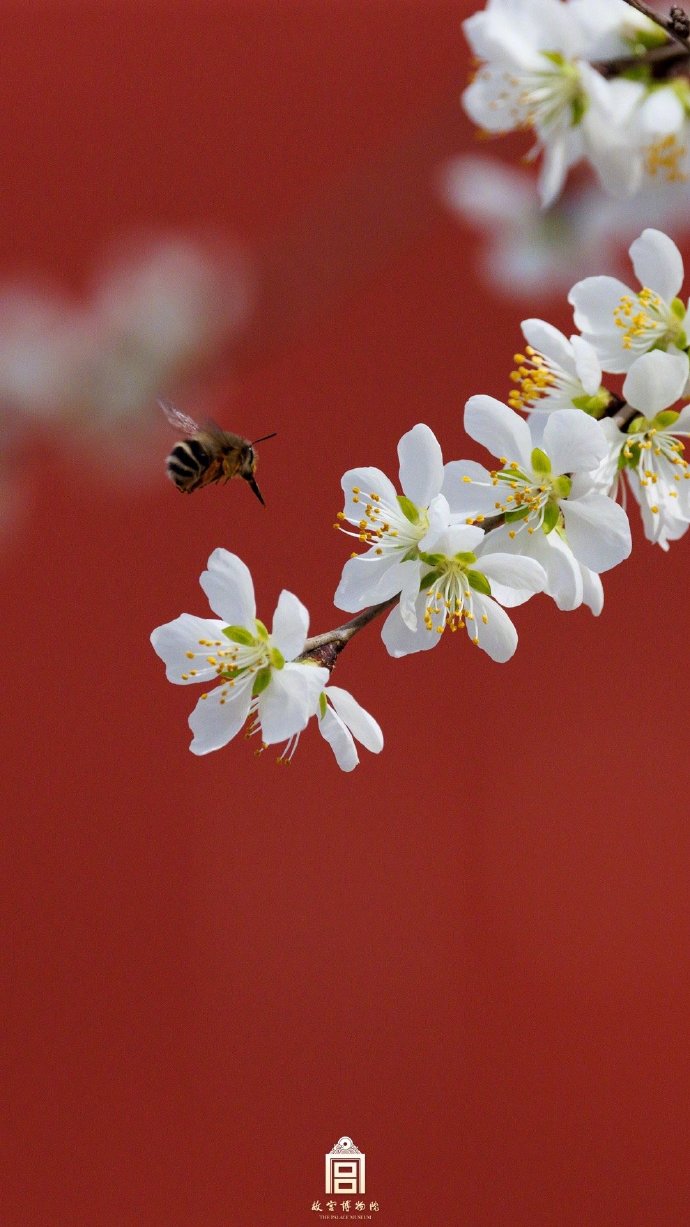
[250,431,277,446]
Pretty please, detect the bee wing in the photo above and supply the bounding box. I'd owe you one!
[158,398,202,437]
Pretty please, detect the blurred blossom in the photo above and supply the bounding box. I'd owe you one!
[440,155,690,298]
[0,234,253,437]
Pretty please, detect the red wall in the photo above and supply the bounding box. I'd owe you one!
[3,5,690,1224]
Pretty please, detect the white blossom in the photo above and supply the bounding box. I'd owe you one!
[446,398,631,608]
[508,318,606,417]
[569,228,690,374]
[151,549,328,755]
[618,351,690,548]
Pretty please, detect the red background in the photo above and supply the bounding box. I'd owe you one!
[4,5,690,1224]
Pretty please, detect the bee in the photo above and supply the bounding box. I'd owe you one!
[159,399,276,504]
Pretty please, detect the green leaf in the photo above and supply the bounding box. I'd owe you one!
[222,625,255,645]
[466,569,491,596]
[252,667,272,696]
[396,494,419,524]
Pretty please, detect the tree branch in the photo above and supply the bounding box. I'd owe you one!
[620,0,690,52]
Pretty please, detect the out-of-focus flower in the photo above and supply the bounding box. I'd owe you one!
[0,234,252,432]
[151,549,328,756]
[440,155,690,298]
[461,0,672,204]
[569,228,689,375]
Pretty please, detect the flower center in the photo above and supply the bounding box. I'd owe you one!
[337,487,429,558]
[517,56,585,131]
[622,414,690,513]
[644,133,688,184]
[613,288,683,353]
[420,552,490,641]
[490,450,571,537]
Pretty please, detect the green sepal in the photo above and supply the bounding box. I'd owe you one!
[318,692,328,719]
[627,415,648,434]
[671,296,687,321]
[622,441,642,470]
[466,569,491,596]
[401,545,420,563]
[542,500,560,534]
[254,619,269,641]
[572,389,611,419]
[222,625,255,645]
[551,474,571,499]
[531,447,551,475]
[655,409,680,429]
[268,646,285,669]
[542,50,565,66]
[570,93,587,126]
[419,551,446,567]
[453,551,477,565]
[252,667,272,696]
[396,494,419,524]
[504,506,531,523]
[419,569,440,591]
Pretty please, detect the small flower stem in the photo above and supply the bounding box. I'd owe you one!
[300,597,400,669]
[619,0,690,52]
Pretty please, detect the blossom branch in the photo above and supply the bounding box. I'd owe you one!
[620,0,690,51]
[300,598,399,669]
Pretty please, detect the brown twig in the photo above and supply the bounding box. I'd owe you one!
[620,0,690,51]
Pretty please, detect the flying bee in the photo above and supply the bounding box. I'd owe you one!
[159,399,276,505]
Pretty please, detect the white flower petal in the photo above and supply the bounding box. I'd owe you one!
[580,565,604,615]
[630,228,684,302]
[622,349,689,414]
[398,423,443,505]
[471,593,518,662]
[319,706,359,771]
[542,409,607,474]
[199,549,256,625]
[570,334,602,395]
[475,551,545,607]
[521,318,576,372]
[464,394,532,467]
[442,460,499,517]
[326,686,384,754]
[258,663,328,744]
[271,589,309,660]
[150,614,227,684]
[562,491,632,571]
[188,676,254,755]
[381,600,438,658]
[334,554,413,613]
[341,466,399,520]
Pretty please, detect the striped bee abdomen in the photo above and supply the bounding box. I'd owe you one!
[166,439,212,491]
